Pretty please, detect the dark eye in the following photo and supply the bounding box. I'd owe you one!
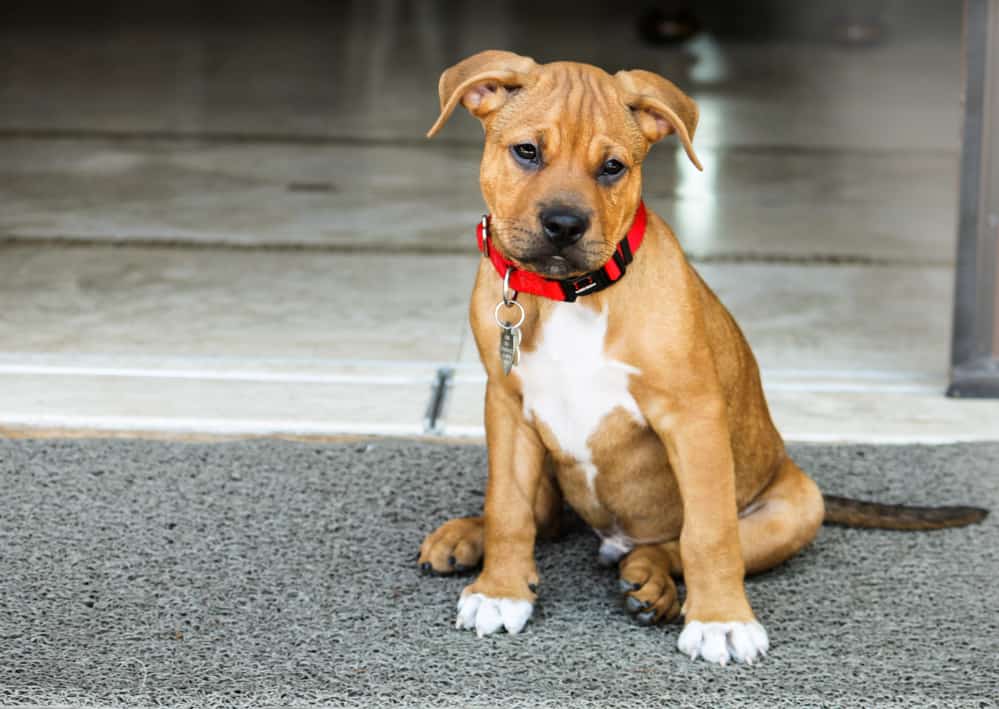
[600,159,625,177]
[511,143,539,165]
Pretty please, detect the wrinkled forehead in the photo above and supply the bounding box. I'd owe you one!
[488,62,646,159]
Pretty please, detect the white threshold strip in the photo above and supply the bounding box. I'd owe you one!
[451,369,946,394]
[1,413,423,437]
[0,356,947,392]
[0,363,428,386]
[13,414,989,443]
[439,426,998,445]
[0,355,981,442]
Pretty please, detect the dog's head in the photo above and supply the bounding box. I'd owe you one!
[428,50,702,278]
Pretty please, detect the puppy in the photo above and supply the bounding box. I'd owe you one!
[418,51,987,665]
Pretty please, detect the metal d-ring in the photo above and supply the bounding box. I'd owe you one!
[480,215,490,256]
[494,299,525,330]
[502,267,517,306]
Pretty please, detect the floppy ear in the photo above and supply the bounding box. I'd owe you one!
[614,69,703,171]
[426,50,537,138]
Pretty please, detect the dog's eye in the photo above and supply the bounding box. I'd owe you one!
[511,143,539,165]
[600,159,625,177]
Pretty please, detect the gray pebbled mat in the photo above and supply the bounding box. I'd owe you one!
[0,438,997,709]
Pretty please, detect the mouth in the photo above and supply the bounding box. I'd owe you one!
[533,255,574,278]
[492,223,605,278]
[515,254,585,279]
[511,241,611,278]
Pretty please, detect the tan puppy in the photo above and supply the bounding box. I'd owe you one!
[418,50,986,665]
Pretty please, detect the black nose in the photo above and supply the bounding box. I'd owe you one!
[540,208,589,249]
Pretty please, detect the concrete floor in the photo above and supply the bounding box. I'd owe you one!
[1,0,997,441]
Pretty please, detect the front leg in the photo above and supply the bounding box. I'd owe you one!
[456,380,546,637]
[639,390,768,665]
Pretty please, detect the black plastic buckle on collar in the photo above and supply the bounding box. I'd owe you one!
[558,239,636,301]
[558,267,614,302]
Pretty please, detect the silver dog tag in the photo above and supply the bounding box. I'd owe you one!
[499,323,521,375]
[494,295,525,376]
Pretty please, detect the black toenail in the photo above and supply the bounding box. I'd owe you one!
[636,610,656,626]
[454,563,469,573]
[625,595,644,613]
[448,555,457,567]
[619,579,641,593]
[528,582,538,593]
[420,562,432,575]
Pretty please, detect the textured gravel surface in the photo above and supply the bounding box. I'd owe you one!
[0,438,996,708]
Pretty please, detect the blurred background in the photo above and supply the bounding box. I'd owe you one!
[1,0,997,441]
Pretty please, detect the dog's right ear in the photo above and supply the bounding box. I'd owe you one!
[426,50,537,138]
[614,69,703,171]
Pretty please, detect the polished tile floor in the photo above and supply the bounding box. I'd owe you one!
[1,0,996,441]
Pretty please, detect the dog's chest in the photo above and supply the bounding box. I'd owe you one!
[516,303,643,464]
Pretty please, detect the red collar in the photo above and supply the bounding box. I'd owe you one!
[476,201,647,302]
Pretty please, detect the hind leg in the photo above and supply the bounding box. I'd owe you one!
[652,457,824,581]
[622,458,823,663]
[418,460,561,575]
[736,457,824,575]
[613,457,818,623]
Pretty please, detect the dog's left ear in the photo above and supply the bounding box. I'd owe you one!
[427,50,537,138]
[614,69,703,171]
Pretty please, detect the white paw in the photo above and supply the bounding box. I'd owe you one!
[455,592,533,638]
[597,537,631,566]
[677,620,769,665]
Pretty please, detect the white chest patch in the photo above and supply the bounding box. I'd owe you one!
[516,303,643,470]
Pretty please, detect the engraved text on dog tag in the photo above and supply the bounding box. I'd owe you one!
[499,323,521,375]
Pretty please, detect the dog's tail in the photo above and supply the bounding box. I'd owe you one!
[823,495,988,531]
